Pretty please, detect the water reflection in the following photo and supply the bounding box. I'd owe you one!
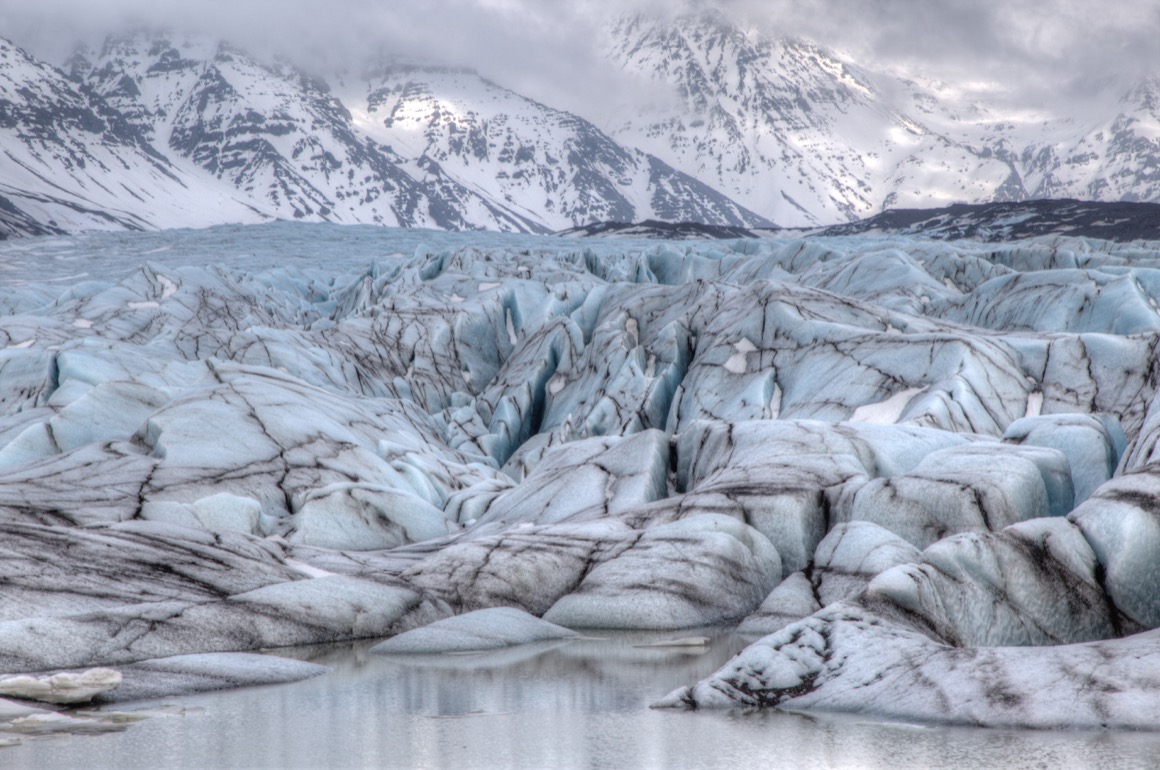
[8,630,1160,769]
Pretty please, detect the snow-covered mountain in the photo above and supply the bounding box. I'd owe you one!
[1,30,773,238]
[0,36,261,237]
[0,32,766,238]
[350,63,769,231]
[604,11,1160,228]
[603,11,1023,227]
[6,10,1160,238]
[75,33,542,231]
[1013,78,1160,203]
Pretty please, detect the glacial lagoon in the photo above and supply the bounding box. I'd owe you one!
[8,632,1160,769]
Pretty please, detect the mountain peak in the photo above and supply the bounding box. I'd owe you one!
[4,11,1160,237]
[1123,76,1160,114]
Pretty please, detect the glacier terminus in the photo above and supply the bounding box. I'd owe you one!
[0,222,1157,762]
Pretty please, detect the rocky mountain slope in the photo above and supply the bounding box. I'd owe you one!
[0,31,767,238]
[0,36,261,237]
[5,10,1160,237]
[604,11,1160,228]
[350,62,769,231]
[602,11,1020,226]
[813,198,1160,242]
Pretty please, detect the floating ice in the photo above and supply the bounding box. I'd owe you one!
[0,668,121,704]
[370,607,579,654]
[100,653,330,703]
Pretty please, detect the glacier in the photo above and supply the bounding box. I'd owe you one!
[1,223,1160,730]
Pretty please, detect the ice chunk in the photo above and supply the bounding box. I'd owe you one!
[847,444,1060,548]
[102,653,329,702]
[230,575,430,639]
[542,515,780,629]
[371,607,578,654]
[1070,470,1160,630]
[812,521,922,605]
[1004,414,1120,503]
[657,604,1160,729]
[736,572,821,636]
[0,668,121,704]
[285,484,456,550]
[684,454,869,574]
[403,520,639,616]
[867,518,1117,646]
[471,431,670,527]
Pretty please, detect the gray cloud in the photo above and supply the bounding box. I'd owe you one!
[3,0,1159,116]
[0,0,641,116]
[723,0,1160,107]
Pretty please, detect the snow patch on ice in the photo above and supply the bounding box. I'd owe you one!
[284,559,339,579]
[505,308,518,346]
[724,338,757,374]
[158,275,178,300]
[850,387,923,424]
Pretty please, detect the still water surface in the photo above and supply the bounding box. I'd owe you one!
[8,631,1160,769]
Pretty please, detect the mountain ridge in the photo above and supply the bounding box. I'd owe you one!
[4,12,1160,238]
[0,30,770,239]
[562,200,1160,243]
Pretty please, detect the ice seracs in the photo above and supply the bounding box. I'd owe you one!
[0,225,1158,728]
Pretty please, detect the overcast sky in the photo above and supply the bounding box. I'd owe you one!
[4,0,1159,116]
